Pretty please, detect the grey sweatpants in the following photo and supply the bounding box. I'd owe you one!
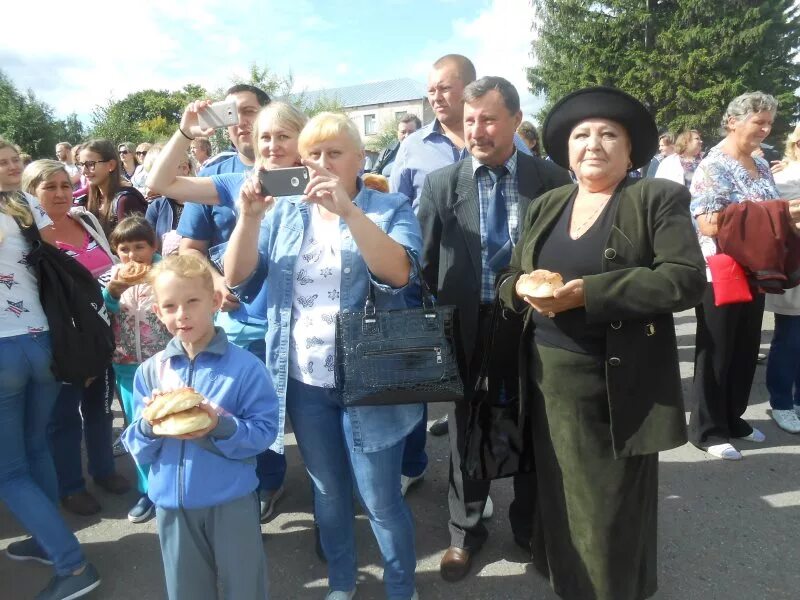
[156,493,268,600]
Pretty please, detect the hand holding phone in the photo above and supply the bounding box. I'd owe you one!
[258,166,309,197]
[197,100,239,130]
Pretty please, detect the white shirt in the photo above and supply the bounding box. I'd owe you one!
[288,206,342,388]
[0,193,52,337]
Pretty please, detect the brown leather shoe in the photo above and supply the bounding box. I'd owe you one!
[61,491,101,516]
[94,473,131,495]
[440,546,473,582]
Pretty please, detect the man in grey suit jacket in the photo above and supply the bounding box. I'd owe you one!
[418,77,571,582]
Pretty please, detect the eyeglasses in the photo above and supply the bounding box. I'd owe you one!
[136,151,148,157]
[77,160,110,171]
[118,149,129,155]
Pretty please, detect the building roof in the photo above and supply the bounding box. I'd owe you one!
[299,78,426,109]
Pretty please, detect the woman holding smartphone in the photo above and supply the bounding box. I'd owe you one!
[224,112,422,600]
[147,100,305,207]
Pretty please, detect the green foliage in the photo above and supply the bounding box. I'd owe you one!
[0,70,85,159]
[90,84,209,144]
[529,0,800,146]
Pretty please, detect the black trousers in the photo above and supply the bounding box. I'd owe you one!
[689,284,765,446]
[447,308,535,551]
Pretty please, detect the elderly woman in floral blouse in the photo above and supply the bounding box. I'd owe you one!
[688,91,780,460]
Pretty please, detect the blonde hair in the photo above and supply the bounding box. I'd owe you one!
[0,137,33,227]
[675,130,701,156]
[252,102,308,169]
[149,254,215,295]
[298,111,363,157]
[21,159,69,196]
[784,125,800,163]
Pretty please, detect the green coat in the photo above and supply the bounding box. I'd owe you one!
[499,177,707,458]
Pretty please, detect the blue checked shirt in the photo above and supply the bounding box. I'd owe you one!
[473,151,521,303]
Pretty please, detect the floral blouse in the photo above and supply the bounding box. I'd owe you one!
[689,142,779,263]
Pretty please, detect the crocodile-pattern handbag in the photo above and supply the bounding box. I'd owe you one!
[335,259,464,407]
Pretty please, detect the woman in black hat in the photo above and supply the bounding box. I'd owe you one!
[498,87,706,600]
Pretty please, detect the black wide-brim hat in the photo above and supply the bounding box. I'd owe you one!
[542,86,658,171]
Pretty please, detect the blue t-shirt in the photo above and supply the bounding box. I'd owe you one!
[175,155,266,335]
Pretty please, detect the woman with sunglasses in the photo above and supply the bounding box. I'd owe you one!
[117,142,138,181]
[76,139,147,237]
[130,143,153,193]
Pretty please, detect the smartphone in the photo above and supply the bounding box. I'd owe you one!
[258,166,310,197]
[198,100,239,130]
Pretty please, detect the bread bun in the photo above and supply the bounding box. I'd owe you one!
[518,270,564,298]
[116,261,151,284]
[152,406,213,436]
[143,387,205,422]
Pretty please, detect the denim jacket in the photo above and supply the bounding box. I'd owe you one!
[227,185,424,453]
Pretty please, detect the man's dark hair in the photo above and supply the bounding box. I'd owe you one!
[463,76,520,115]
[517,121,540,156]
[225,84,270,107]
[433,54,477,85]
[399,114,422,129]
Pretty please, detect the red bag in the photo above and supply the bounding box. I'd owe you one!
[707,253,753,306]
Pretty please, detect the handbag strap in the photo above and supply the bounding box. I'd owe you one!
[363,251,436,319]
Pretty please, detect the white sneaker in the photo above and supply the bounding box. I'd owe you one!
[772,410,800,434]
[325,590,356,600]
[736,427,766,443]
[707,443,743,460]
[400,471,425,496]
[795,405,800,419]
[481,495,494,520]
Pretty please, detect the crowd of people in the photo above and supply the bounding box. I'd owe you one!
[1,51,799,600]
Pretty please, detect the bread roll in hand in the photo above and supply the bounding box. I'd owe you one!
[115,261,151,284]
[144,387,214,436]
[517,270,564,298]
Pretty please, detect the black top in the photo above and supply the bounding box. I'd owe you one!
[531,189,617,355]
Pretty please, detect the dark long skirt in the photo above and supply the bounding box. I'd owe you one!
[530,343,658,600]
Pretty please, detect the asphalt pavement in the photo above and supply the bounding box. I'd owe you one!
[2,310,798,600]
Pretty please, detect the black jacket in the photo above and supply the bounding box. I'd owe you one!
[498,178,707,457]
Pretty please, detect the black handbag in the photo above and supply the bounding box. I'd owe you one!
[335,258,464,407]
[462,281,534,481]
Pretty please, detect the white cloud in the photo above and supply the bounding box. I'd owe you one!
[1,0,544,127]
[390,0,544,121]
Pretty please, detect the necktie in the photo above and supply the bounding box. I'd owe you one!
[485,166,512,272]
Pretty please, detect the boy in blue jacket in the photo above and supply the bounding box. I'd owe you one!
[122,254,277,600]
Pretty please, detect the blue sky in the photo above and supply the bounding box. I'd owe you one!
[2,0,542,124]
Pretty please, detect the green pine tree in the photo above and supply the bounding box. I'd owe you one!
[529,0,800,146]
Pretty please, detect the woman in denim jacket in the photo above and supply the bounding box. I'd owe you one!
[224,112,422,600]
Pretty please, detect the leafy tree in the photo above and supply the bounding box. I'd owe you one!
[0,70,86,158]
[528,0,800,145]
[90,84,208,144]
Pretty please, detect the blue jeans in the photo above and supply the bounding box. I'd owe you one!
[245,339,287,492]
[286,378,416,599]
[0,333,85,575]
[49,364,116,497]
[766,313,800,410]
[401,404,428,478]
